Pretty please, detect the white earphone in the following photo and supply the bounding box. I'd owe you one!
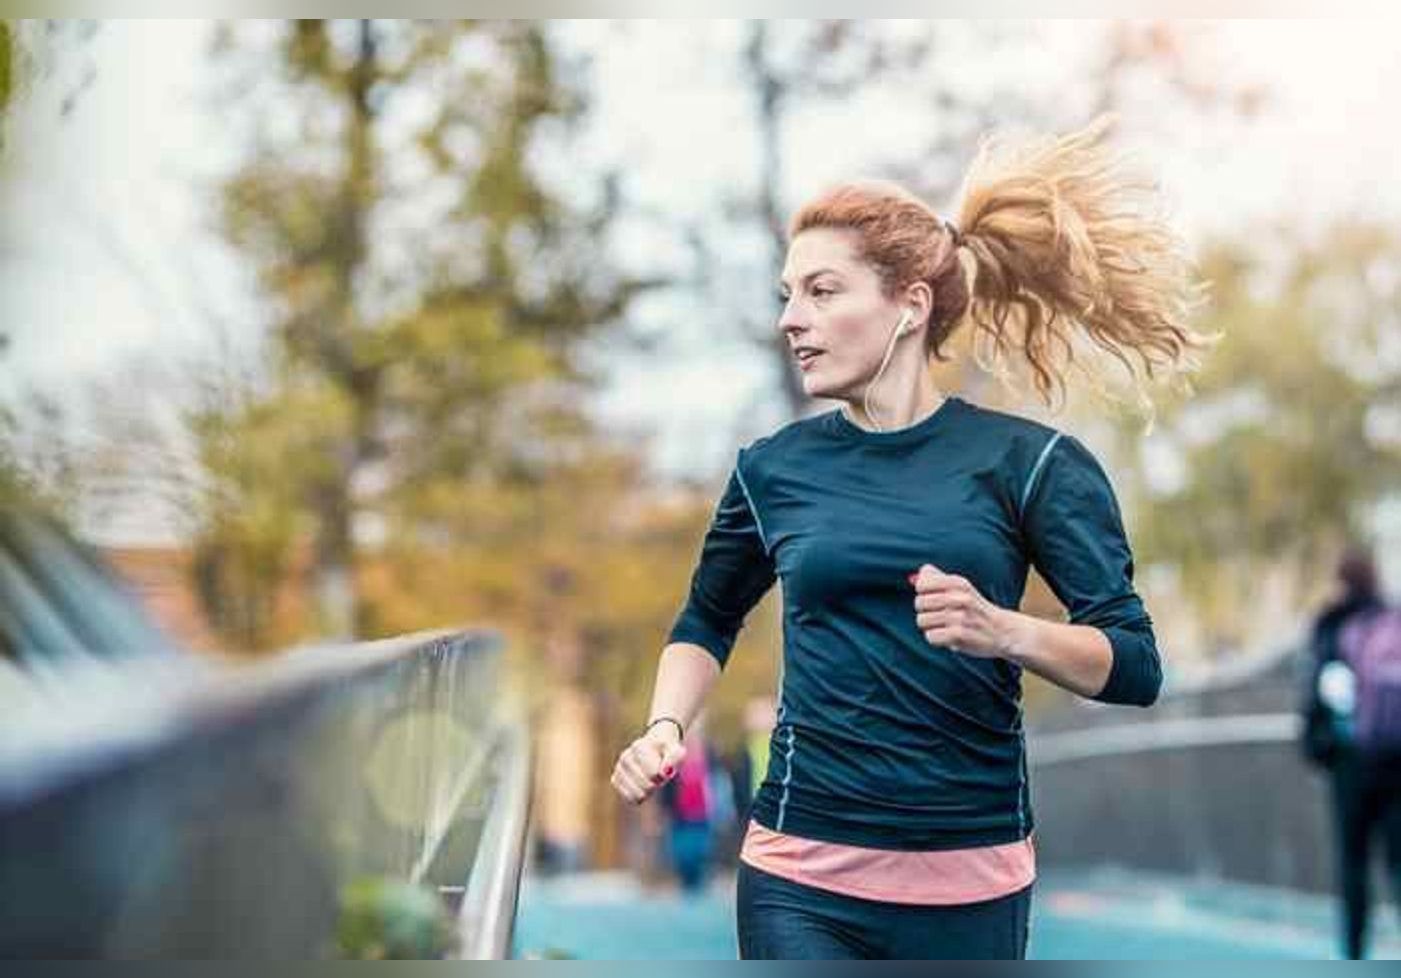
[862,309,918,433]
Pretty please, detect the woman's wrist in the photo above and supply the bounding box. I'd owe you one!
[994,608,1039,666]
[643,715,684,742]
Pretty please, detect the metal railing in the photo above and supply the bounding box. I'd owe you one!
[0,628,531,958]
[455,720,532,960]
[1027,639,1337,892]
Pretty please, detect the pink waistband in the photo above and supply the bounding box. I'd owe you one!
[739,818,1036,905]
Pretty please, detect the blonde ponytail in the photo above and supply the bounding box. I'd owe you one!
[955,114,1216,414]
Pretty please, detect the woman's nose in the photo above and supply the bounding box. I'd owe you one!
[779,303,806,339]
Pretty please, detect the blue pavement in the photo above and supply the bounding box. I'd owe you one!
[512,865,1401,959]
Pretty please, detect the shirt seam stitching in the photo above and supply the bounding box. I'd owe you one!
[1018,431,1064,520]
[1016,707,1028,836]
[776,725,796,831]
[733,457,771,556]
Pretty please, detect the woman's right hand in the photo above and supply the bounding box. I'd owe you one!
[610,723,688,805]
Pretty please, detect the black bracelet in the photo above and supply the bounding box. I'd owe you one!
[644,716,684,740]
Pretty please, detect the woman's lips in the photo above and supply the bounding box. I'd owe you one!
[797,351,823,371]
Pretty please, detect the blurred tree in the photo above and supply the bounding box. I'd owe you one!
[207,20,654,644]
[184,377,317,651]
[1089,21,1268,125]
[0,392,81,522]
[2,20,101,516]
[1,21,13,123]
[1110,224,1401,653]
[0,19,99,158]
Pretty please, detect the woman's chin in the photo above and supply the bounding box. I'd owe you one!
[800,371,834,398]
[801,374,845,401]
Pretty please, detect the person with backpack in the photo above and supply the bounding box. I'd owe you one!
[1302,545,1401,959]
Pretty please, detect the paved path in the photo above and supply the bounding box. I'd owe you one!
[513,865,1401,959]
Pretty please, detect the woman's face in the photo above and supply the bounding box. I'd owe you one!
[778,228,909,402]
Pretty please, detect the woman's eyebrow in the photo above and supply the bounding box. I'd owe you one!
[779,268,841,289]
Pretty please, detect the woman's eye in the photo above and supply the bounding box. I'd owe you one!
[778,285,834,302]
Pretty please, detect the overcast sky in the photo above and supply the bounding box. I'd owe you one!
[5,19,1401,546]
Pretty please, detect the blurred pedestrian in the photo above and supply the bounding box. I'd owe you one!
[659,715,719,896]
[734,695,777,805]
[1302,544,1401,959]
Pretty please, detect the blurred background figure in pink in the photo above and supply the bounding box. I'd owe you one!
[657,711,726,895]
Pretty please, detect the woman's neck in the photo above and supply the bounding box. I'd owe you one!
[842,378,945,433]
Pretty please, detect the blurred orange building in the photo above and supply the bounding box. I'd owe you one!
[101,546,224,654]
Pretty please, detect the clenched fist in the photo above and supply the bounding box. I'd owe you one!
[910,563,1016,660]
[611,722,687,805]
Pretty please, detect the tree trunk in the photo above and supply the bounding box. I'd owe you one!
[746,23,808,421]
[311,18,379,639]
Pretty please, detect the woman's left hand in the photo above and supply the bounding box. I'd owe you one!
[910,563,1018,660]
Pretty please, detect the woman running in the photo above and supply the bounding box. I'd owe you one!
[610,115,1213,959]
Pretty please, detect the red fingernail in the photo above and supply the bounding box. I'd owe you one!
[663,766,674,777]
[907,572,919,585]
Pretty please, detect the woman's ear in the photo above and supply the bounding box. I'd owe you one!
[904,280,934,330]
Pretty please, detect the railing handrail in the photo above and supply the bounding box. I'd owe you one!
[456,720,533,960]
[0,628,498,811]
[1160,633,1306,700]
[1030,712,1301,766]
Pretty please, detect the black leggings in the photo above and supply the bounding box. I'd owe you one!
[1330,750,1401,959]
[736,860,1032,959]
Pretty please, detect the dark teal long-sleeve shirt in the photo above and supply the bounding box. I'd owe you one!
[667,395,1161,850]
